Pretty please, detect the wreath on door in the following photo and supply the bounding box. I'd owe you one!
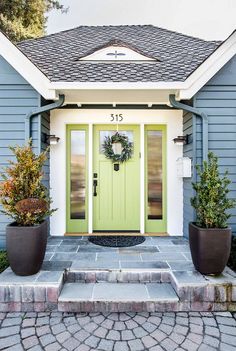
[102,132,133,163]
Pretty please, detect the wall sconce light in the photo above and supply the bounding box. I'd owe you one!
[47,135,60,145]
[173,135,189,145]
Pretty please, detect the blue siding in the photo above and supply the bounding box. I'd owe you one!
[183,110,195,237]
[0,55,40,248]
[183,54,236,235]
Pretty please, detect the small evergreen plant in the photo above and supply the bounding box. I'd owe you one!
[0,140,56,226]
[191,152,235,228]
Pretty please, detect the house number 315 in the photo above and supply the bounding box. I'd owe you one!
[110,113,123,122]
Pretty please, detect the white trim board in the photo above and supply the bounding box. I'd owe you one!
[50,108,183,237]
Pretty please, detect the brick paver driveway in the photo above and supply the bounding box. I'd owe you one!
[0,312,236,351]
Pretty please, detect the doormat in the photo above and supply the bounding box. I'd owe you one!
[88,236,145,247]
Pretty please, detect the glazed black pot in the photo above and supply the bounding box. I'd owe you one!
[189,222,232,275]
[6,221,47,276]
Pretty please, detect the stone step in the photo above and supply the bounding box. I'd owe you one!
[58,282,179,312]
[66,269,171,284]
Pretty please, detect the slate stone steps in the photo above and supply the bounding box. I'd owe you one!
[58,282,179,312]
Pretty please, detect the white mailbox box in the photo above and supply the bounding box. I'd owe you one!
[176,157,192,178]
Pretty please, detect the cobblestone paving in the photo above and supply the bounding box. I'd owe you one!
[0,312,236,351]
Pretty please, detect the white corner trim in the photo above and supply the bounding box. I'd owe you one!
[178,31,236,100]
[80,45,156,61]
[0,32,56,100]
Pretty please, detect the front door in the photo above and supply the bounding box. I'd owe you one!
[93,125,140,231]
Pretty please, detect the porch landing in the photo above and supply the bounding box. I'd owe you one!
[0,236,236,313]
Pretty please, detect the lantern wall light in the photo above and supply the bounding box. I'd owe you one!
[173,135,189,145]
[42,133,60,145]
[47,135,60,145]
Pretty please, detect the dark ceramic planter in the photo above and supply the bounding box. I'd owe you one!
[189,222,232,275]
[6,221,47,276]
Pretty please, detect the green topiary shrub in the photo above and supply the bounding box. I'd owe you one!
[0,140,56,226]
[0,251,9,273]
[191,152,236,228]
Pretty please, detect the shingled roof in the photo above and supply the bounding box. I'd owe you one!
[17,25,221,83]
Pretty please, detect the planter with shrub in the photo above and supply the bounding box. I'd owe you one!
[0,141,56,276]
[190,152,235,275]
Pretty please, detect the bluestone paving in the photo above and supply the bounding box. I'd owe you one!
[59,283,94,301]
[96,252,142,261]
[55,245,79,253]
[70,261,120,270]
[41,261,72,271]
[93,283,148,301]
[167,260,195,271]
[141,252,187,261]
[146,283,179,301]
[120,261,169,269]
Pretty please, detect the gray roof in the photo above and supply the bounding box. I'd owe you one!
[17,25,221,83]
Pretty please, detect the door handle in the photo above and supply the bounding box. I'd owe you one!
[93,179,98,196]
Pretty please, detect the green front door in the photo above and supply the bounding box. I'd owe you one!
[93,125,140,231]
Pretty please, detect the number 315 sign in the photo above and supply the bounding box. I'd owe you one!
[110,113,123,122]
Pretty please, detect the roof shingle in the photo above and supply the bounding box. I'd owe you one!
[17,25,221,83]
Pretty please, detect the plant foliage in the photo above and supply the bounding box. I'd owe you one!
[0,251,9,273]
[0,140,56,226]
[102,132,133,163]
[191,152,236,228]
[0,0,66,42]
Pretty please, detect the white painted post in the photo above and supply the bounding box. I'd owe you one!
[88,123,93,233]
[140,123,145,234]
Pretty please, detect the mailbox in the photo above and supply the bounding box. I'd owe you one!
[176,157,192,178]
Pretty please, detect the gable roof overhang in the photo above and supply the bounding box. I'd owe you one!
[0,29,235,103]
[177,29,236,100]
[0,31,56,100]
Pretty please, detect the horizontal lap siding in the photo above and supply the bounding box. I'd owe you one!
[194,54,236,234]
[0,56,40,248]
[183,111,195,237]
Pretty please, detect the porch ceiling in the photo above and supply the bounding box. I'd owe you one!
[56,88,178,105]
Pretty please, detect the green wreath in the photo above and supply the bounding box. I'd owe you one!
[102,132,133,163]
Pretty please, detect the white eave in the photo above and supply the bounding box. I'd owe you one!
[177,30,236,100]
[50,81,184,90]
[0,31,56,100]
[0,29,235,102]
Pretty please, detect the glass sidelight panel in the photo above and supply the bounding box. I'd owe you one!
[147,130,163,220]
[70,130,86,219]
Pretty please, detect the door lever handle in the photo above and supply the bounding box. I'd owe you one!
[93,179,98,196]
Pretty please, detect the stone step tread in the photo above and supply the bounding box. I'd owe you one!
[58,282,179,302]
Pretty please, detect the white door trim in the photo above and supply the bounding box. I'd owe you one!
[140,123,145,234]
[88,123,93,234]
